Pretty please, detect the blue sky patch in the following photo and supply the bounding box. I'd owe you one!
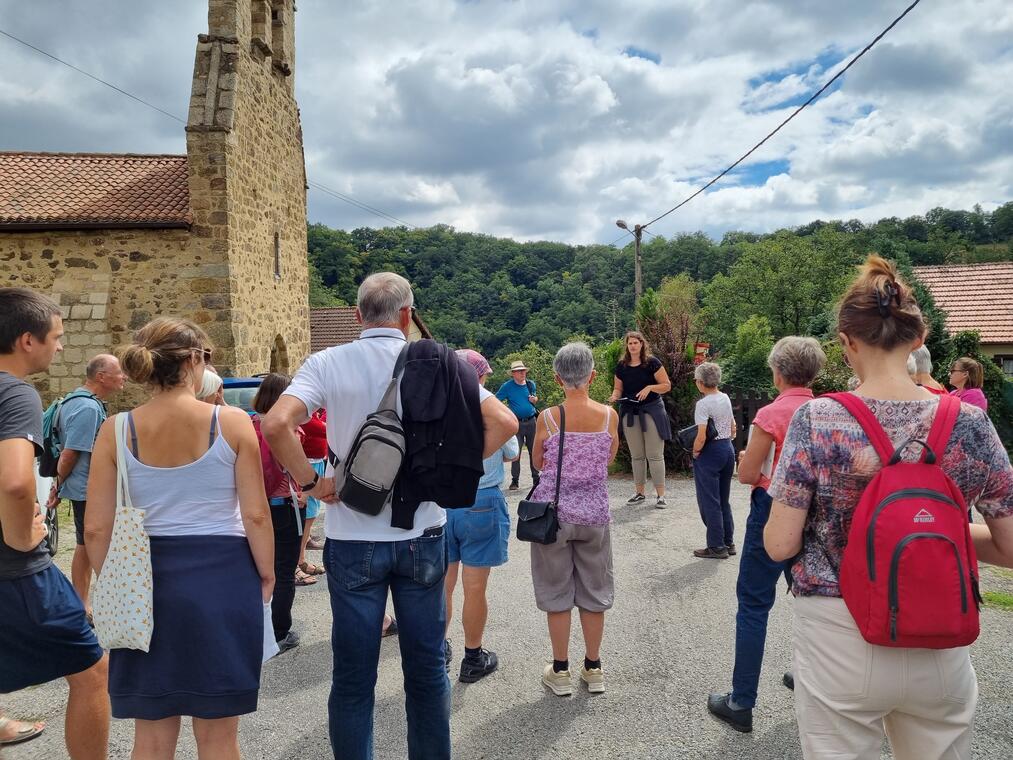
[725,159,791,187]
[746,47,847,112]
[622,46,661,64]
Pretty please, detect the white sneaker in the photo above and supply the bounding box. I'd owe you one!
[580,665,605,694]
[542,664,573,696]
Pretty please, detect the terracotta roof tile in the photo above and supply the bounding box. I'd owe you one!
[310,307,361,352]
[0,152,191,229]
[913,262,1013,344]
[310,307,433,352]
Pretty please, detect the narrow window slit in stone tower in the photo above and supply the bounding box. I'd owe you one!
[273,231,281,280]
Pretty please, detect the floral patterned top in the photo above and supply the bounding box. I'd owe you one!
[768,394,1013,598]
[531,407,613,526]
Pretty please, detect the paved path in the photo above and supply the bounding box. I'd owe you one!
[6,474,1013,759]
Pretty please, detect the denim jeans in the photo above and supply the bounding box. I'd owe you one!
[324,529,451,760]
[693,439,735,548]
[731,488,789,709]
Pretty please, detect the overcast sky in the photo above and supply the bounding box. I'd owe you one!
[1,1,1011,243]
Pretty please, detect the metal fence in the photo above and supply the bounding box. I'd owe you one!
[727,389,774,451]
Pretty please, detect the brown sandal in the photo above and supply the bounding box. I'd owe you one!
[299,561,325,576]
[295,569,318,586]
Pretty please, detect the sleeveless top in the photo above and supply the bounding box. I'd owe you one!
[531,406,613,526]
[122,405,245,537]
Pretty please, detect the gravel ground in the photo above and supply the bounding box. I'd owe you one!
[6,470,1013,759]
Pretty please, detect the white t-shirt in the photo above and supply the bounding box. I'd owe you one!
[283,328,445,541]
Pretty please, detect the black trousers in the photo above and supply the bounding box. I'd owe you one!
[511,416,540,486]
[270,501,305,641]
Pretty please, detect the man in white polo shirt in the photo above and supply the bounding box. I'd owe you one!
[263,272,516,760]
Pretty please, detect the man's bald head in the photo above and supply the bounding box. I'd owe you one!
[86,354,118,380]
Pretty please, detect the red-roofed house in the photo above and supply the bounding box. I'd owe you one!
[310,306,432,353]
[0,0,310,406]
[913,262,1013,376]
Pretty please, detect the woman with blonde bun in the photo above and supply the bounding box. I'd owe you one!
[85,317,274,760]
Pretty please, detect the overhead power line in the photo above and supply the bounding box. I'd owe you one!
[641,0,922,230]
[0,25,413,229]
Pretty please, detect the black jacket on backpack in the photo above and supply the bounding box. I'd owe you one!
[393,340,484,529]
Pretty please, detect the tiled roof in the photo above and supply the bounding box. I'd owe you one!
[913,262,1013,344]
[0,152,192,229]
[310,307,361,352]
[310,306,433,352]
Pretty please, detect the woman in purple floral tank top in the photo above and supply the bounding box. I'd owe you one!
[528,343,619,697]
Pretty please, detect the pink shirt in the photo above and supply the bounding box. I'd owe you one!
[950,387,987,412]
[750,387,814,491]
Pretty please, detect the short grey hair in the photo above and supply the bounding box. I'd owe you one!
[911,345,933,375]
[86,353,117,380]
[767,337,825,388]
[906,354,917,377]
[357,272,414,326]
[198,368,223,400]
[553,342,595,389]
[694,361,722,388]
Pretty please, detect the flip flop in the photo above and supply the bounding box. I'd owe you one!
[0,717,45,746]
[294,569,318,586]
[298,561,325,576]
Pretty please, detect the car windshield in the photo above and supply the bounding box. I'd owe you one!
[223,387,259,413]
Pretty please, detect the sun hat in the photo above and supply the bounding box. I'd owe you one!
[509,360,529,372]
[456,349,492,379]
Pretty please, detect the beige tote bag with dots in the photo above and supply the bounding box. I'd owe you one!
[91,413,154,652]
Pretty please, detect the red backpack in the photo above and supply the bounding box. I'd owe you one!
[829,392,982,649]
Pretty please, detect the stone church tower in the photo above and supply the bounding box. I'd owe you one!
[0,0,310,405]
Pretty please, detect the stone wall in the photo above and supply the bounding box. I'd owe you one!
[185,0,310,378]
[0,228,223,408]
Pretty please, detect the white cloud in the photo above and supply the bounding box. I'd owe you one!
[0,0,1009,243]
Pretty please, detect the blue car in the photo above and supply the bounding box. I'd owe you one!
[222,376,263,414]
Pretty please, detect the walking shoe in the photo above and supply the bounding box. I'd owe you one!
[444,639,453,672]
[275,631,300,655]
[626,493,646,505]
[693,546,730,559]
[655,497,667,509]
[306,536,325,550]
[725,543,737,555]
[580,665,605,694]
[542,664,573,696]
[459,649,499,683]
[508,482,519,491]
[783,671,795,691]
[707,693,753,733]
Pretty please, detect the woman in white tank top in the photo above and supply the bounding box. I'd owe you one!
[85,317,274,760]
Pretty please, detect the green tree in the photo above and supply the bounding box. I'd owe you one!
[939,332,1013,451]
[721,315,775,392]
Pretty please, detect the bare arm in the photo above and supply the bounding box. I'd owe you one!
[262,395,335,502]
[531,410,549,472]
[226,409,276,602]
[55,447,81,483]
[693,423,708,458]
[481,394,518,458]
[608,376,623,404]
[763,500,807,561]
[970,517,1013,569]
[83,419,117,571]
[607,407,620,464]
[738,425,774,486]
[0,438,46,552]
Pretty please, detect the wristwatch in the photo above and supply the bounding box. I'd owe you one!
[300,471,319,492]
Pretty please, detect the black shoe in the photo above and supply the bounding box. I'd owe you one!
[707,692,753,733]
[444,639,453,672]
[459,649,499,683]
[783,671,795,691]
[725,543,737,555]
[508,482,519,491]
[655,497,667,509]
[693,546,729,559]
[276,631,300,655]
[626,493,646,505]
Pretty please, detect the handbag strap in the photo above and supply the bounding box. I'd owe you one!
[551,405,565,506]
[114,413,134,510]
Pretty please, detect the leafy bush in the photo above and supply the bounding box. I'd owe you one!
[939,332,1013,452]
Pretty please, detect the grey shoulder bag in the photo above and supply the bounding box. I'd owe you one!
[516,406,564,545]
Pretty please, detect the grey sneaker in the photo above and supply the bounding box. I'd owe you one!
[655,497,667,509]
[444,639,453,672]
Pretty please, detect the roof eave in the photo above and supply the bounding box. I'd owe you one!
[0,221,192,232]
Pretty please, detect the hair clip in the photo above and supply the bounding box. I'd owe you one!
[876,283,898,317]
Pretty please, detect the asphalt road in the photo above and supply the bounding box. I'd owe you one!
[6,472,1013,759]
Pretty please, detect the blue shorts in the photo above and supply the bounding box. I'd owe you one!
[305,459,326,519]
[445,487,510,567]
[0,564,104,693]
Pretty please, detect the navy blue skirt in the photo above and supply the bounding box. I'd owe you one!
[109,535,262,720]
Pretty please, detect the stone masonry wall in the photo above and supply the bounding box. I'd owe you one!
[0,228,226,409]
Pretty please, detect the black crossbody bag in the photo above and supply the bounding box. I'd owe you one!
[516,406,565,545]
